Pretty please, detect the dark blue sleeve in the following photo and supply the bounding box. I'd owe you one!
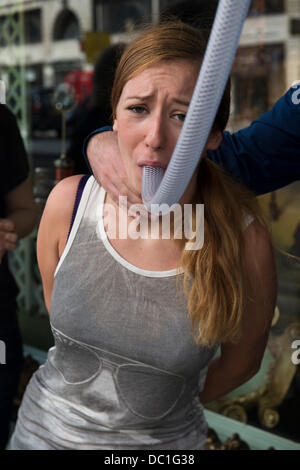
[207,83,300,195]
[82,125,113,174]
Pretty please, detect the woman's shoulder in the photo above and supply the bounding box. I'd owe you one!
[51,174,88,193]
[48,172,85,198]
[38,175,93,259]
[43,174,89,225]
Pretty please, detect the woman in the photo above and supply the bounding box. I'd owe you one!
[10,22,277,450]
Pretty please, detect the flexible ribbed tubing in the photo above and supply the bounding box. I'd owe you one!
[142,0,251,214]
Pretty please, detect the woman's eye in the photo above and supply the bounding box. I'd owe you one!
[173,113,186,122]
[128,105,146,114]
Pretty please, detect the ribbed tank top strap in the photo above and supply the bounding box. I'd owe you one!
[54,175,99,277]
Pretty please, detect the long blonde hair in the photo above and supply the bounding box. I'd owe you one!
[181,158,266,347]
[111,21,268,347]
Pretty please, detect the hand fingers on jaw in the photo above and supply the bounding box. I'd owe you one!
[105,158,142,205]
[119,183,142,206]
[102,161,143,207]
[106,182,124,207]
[117,174,142,204]
[105,177,141,207]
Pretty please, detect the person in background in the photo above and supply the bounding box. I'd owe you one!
[66,43,125,174]
[0,103,37,449]
[83,0,300,204]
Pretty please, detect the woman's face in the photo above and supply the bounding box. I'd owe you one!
[113,59,221,196]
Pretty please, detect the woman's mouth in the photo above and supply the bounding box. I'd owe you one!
[138,161,167,173]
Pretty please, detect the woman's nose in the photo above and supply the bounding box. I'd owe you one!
[144,114,165,150]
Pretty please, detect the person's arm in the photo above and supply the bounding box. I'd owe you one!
[37,174,83,312]
[84,127,142,206]
[199,220,277,404]
[82,126,113,174]
[208,83,300,195]
[0,176,38,263]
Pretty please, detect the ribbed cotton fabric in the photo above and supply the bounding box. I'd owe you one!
[11,176,253,450]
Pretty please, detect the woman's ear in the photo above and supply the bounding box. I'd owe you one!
[206,130,222,151]
[113,118,118,132]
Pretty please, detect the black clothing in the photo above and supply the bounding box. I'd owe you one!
[0,104,29,448]
[0,105,29,307]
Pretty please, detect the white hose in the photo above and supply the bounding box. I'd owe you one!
[142,0,251,214]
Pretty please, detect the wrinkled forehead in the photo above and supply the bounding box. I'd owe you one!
[119,59,200,101]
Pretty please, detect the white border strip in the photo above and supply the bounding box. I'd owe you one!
[0,80,6,104]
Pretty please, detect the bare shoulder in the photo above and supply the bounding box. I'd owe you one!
[39,174,86,254]
[44,174,85,219]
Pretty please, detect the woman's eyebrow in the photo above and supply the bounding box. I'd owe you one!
[125,94,153,101]
[125,95,190,106]
[173,98,190,107]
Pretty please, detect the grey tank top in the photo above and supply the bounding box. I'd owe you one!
[11,176,251,450]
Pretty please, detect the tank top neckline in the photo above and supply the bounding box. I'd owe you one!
[98,186,184,278]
